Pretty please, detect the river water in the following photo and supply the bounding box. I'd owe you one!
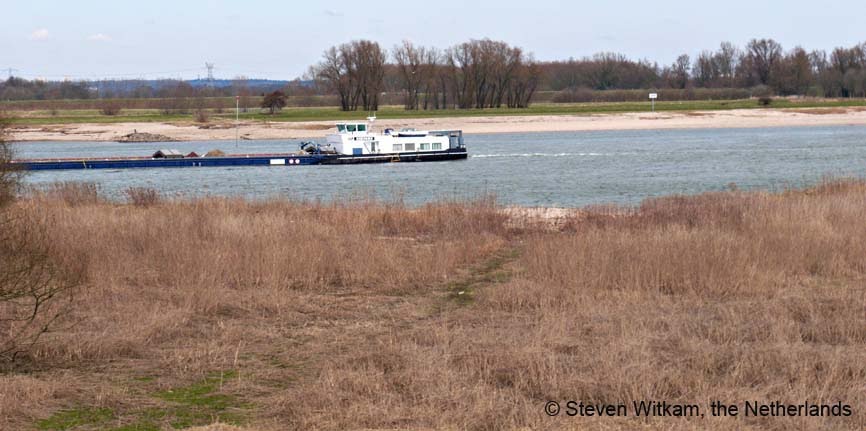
[14,125,866,207]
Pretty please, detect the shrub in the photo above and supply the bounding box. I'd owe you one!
[0,118,21,207]
[100,101,122,116]
[194,108,209,123]
[0,120,83,362]
[124,187,161,207]
[38,182,101,206]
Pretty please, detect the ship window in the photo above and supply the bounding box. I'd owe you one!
[357,124,366,132]
[393,143,403,151]
[420,143,430,150]
[404,143,415,151]
[432,142,442,150]
[347,124,357,132]
[337,124,346,132]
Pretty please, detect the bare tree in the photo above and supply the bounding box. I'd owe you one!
[0,118,82,362]
[745,38,783,86]
[0,118,20,207]
[693,51,719,87]
[445,42,476,108]
[312,40,386,111]
[715,42,740,87]
[506,56,541,108]
[394,41,434,110]
[669,54,691,89]
[440,39,537,109]
[771,47,813,95]
[353,40,386,111]
[312,46,355,110]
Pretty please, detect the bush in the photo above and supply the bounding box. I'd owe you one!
[0,121,83,362]
[0,209,84,361]
[261,91,288,114]
[0,120,21,207]
[124,187,161,207]
[758,96,773,106]
[36,182,101,206]
[194,109,209,123]
[100,101,122,116]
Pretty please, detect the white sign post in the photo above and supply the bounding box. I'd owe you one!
[649,93,658,112]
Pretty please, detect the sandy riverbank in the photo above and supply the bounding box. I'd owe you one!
[9,107,866,142]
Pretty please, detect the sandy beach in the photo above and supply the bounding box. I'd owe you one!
[9,107,866,142]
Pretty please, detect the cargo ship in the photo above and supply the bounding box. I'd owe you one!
[14,120,467,171]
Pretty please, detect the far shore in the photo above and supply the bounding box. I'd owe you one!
[9,107,866,142]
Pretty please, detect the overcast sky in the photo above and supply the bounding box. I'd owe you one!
[2,0,865,80]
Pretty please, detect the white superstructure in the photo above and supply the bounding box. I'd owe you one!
[324,120,462,156]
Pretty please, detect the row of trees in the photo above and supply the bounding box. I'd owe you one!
[309,39,541,111]
[0,76,293,104]
[544,39,866,98]
[4,38,866,105]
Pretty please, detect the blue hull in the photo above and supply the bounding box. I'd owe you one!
[15,149,468,171]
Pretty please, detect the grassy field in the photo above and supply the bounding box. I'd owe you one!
[0,181,864,430]
[4,98,866,125]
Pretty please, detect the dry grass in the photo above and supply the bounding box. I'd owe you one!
[1,181,864,430]
[124,187,161,207]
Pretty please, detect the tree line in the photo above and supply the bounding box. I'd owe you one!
[3,38,866,107]
[544,39,866,98]
[308,39,540,111]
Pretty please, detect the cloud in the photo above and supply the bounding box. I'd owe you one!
[29,28,50,40]
[87,33,112,42]
[324,9,343,17]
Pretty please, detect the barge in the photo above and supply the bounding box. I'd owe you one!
[14,121,467,171]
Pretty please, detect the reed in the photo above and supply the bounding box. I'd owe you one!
[1,181,864,430]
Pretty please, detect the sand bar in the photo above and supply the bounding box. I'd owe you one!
[9,107,866,142]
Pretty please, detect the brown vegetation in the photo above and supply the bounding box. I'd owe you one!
[1,180,864,430]
[0,122,83,363]
[99,100,123,116]
[311,40,387,111]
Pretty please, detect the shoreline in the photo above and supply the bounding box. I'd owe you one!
[8,107,866,142]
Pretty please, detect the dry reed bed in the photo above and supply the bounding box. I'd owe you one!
[277,182,866,430]
[1,181,865,430]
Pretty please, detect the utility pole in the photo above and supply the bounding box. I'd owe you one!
[4,68,19,79]
[205,62,215,86]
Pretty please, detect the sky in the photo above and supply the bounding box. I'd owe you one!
[2,0,865,81]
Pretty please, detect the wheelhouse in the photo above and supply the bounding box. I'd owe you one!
[326,121,463,156]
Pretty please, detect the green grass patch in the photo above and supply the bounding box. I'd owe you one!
[37,407,114,430]
[446,247,520,305]
[108,419,161,431]
[36,371,249,430]
[153,370,248,429]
